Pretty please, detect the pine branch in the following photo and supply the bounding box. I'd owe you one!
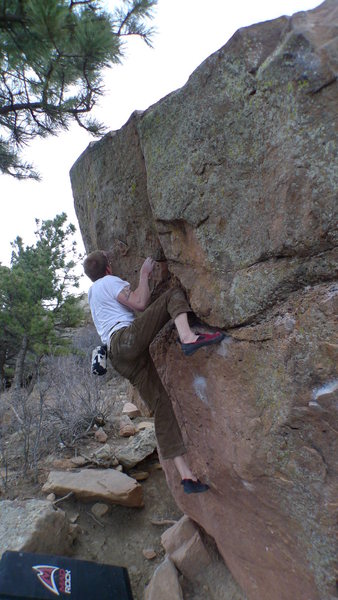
[0,101,44,115]
[117,0,157,39]
[0,0,158,178]
[117,2,139,35]
[69,1,96,9]
[0,15,26,27]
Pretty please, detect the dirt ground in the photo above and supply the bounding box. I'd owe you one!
[67,455,184,599]
[0,373,246,600]
[66,454,244,600]
[1,451,246,600]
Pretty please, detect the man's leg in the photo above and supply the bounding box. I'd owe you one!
[109,343,186,460]
[109,288,212,492]
[120,287,224,359]
[132,352,187,459]
[118,287,193,358]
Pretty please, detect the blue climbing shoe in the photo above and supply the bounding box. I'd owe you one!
[181,479,210,494]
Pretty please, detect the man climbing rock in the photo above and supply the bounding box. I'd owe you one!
[84,251,224,494]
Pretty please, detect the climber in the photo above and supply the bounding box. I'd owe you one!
[84,250,224,494]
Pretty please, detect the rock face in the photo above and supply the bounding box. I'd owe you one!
[0,500,76,557]
[71,1,337,329]
[151,282,337,600]
[70,2,337,599]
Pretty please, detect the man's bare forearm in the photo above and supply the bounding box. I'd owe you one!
[118,258,155,312]
[128,272,151,311]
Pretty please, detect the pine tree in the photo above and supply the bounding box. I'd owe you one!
[0,213,84,389]
[0,0,157,178]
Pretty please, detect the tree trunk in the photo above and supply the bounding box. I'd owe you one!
[0,352,5,391]
[13,335,28,390]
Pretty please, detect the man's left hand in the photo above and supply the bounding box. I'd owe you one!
[140,257,155,278]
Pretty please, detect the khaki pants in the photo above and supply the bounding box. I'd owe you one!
[109,288,191,459]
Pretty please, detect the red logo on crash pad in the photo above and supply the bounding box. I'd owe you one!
[32,564,71,596]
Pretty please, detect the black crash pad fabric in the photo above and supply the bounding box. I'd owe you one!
[0,551,133,600]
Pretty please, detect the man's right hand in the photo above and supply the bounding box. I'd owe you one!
[117,257,154,312]
[140,257,155,278]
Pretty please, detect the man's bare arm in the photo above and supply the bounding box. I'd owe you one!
[118,285,131,302]
[117,258,155,312]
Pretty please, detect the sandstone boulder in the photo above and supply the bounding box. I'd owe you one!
[119,415,136,437]
[70,456,87,467]
[127,384,152,417]
[42,469,143,507]
[47,457,77,470]
[161,516,211,580]
[152,283,337,600]
[122,402,141,418]
[91,443,118,467]
[71,1,337,330]
[161,515,196,553]
[94,427,108,443]
[130,471,149,481]
[70,2,338,599]
[136,421,154,431]
[119,423,136,437]
[145,557,183,600]
[0,500,76,558]
[114,424,157,468]
[142,548,156,560]
[91,503,109,518]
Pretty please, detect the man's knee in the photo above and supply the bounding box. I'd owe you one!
[166,286,191,316]
[164,286,186,301]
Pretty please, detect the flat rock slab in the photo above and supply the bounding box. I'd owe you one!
[0,500,76,558]
[42,469,143,507]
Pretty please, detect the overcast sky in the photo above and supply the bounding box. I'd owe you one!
[0,0,321,291]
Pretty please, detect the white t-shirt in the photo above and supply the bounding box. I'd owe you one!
[88,275,135,345]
